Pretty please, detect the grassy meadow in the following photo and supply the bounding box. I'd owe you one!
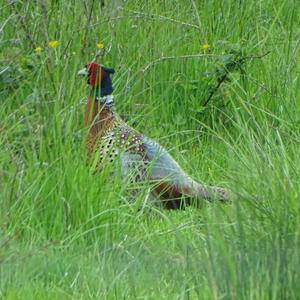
[1,0,300,299]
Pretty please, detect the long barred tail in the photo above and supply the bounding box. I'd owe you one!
[188,180,230,201]
[152,177,230,207]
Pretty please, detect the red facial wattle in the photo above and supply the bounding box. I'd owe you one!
[87,62,105,87]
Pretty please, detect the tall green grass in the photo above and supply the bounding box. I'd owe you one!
[0,0,299,299]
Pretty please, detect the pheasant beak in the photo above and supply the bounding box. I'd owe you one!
[77,67,89,76]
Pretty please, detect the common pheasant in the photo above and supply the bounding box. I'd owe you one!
[78,62,230,208]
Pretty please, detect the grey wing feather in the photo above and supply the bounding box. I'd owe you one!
[142,137,193,186]
[142,137,222,200]
[120,137,229,201]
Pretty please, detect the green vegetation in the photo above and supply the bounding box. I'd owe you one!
[1,0,299,299]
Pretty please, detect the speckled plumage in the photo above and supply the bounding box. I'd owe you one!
[86,106,146,164]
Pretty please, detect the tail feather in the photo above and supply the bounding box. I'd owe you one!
[187,180,230,202]
[152,178,230,205]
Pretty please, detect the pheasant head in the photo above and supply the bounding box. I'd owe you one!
[78,62,115,99]
[78,62,115,128]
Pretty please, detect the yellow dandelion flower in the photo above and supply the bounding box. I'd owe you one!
[48,40,59,48]
[200,43,210,50]
[34,47,42,53]
[96,42,105,49]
